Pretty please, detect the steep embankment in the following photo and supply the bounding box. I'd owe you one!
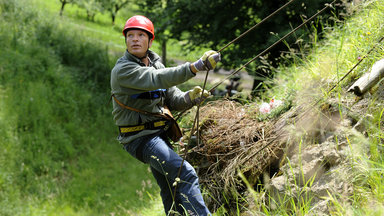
[0,0,157,215]
[183,0,384,215]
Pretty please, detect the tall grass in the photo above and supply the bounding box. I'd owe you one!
[0,0,158,215]
[239,0,384,215]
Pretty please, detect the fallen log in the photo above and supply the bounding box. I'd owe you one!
[348,58,384,96]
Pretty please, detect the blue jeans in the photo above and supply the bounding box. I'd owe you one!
[124,131,211,216]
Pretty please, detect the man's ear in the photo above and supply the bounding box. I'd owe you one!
[148,39,153,48]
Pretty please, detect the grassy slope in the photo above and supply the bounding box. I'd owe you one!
[261,0,384,214]
[0,0,160,215]
[34,0,203,63]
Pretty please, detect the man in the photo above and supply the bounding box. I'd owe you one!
[110,15,220,215]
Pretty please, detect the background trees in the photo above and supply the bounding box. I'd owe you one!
[157,0,345,92]
[98,0,130,25]
[59,0,74,16]
[137,0,346,93]
[136,0,174,66]
[59,0,130,24]
[76,0,102,21]
[58,0,347,93]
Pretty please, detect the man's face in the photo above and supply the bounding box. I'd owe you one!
[126,29,152,58]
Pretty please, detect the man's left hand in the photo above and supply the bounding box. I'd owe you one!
[184,86,210,105]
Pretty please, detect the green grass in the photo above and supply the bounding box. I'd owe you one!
[34,0,204,63]
[0,0,159,215]
[240,0,384,215]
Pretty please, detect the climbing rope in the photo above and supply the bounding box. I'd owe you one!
[174,0,297,121]
[172,0,337,206]
[217,0,297,53]
[171,0,299,204]
[209,0,337,93]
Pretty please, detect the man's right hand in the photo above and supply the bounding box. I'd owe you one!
[190,50,221,73]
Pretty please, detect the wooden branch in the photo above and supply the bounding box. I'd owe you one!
[348,59,384,96]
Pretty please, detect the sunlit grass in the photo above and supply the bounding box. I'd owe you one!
[238,1,384,215]
[0,0,158,215]
[33,0,203,62]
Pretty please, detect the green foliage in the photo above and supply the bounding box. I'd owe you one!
[75,0,102,21]
[0,0,157,215]
[140,0,346,70]
[33,24,111,89]
[242,0,384,215]
[98,0,130,24]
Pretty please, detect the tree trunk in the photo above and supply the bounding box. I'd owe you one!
[111,14,116,25]
[112,4,120,25]
[161,40,167,67]
[86,11,96,22]
[60,2,66,16]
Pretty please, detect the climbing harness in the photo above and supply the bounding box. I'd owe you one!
[130,89,167,99]
[119,120,168,136]
[111,94,182,142]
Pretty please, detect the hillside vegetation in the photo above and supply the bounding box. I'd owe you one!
[0,0,159,215]
[0,0,383,215]
[217,0,383,214]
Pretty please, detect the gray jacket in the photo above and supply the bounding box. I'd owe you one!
[111,50,195,144]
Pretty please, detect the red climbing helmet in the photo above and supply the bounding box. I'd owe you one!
[122,15,155,40]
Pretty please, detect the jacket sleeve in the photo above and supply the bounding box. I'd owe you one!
[165,86,193,111]
[117,61,195,91]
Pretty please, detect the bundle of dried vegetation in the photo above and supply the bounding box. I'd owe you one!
[182,99,289,211]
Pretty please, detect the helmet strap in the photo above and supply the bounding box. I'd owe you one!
[134,50,149,63]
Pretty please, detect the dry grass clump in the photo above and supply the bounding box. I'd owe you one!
[184,99,285,211]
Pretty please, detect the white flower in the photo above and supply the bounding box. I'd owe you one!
[259,102,271,114]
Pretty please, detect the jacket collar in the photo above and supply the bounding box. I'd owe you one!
[124,50,161,65]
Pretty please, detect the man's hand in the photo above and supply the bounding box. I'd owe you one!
[190,50,221,73]
[184,86,210,105]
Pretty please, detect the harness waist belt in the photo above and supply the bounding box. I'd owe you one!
[119,120,168,135]
[131,89,167,99]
